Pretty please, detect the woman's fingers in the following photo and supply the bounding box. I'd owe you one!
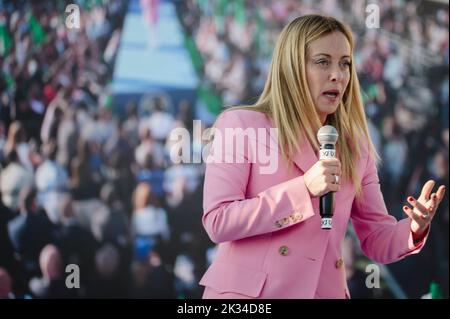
[403,205,426,223]
[321,158,341,167]
[324,166,341,176]
[328,181,340,192]
[436,185,446,203]
[428,193,437,212]
[404,183,446,229]
[419,180,435,201]
[407,196,431,218]
[426,186,446,213]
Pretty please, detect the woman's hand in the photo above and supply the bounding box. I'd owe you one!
[403,180,446,240]
[303,158,341,197]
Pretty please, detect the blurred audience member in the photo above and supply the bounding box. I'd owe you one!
[7,186,54,281]
[0,267,14,299]
[29,244,78,298]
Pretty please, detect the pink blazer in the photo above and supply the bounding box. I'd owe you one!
[199,109,428,299]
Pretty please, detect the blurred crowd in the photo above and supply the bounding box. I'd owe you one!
[0,0,211,299]
[0,0,448,299]
[177,0,449,298]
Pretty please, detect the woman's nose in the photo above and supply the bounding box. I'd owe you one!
[329,68,345,82]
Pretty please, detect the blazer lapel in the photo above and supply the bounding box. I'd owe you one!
[291,131,319,174]
[263,114,319,174]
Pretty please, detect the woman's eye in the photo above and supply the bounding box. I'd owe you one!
[316,60,329,66]
[341,61,351,68]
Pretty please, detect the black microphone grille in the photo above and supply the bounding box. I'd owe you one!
[317,125,338,145]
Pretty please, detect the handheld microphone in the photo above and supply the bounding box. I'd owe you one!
[317,125,338,229]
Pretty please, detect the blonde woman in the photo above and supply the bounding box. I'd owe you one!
[199,15,446,299]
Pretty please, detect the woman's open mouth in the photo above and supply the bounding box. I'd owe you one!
[322,89,340,103]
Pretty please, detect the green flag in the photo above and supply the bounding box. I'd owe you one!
[28,14,46,46]
[198,85,223,115]
[0,20,12,56]
[234,0,246,26]
[430,281,442,299]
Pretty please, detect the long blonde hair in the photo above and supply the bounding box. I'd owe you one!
[222,15,379,200]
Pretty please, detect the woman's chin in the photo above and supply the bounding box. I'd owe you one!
[317,106,339,119]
